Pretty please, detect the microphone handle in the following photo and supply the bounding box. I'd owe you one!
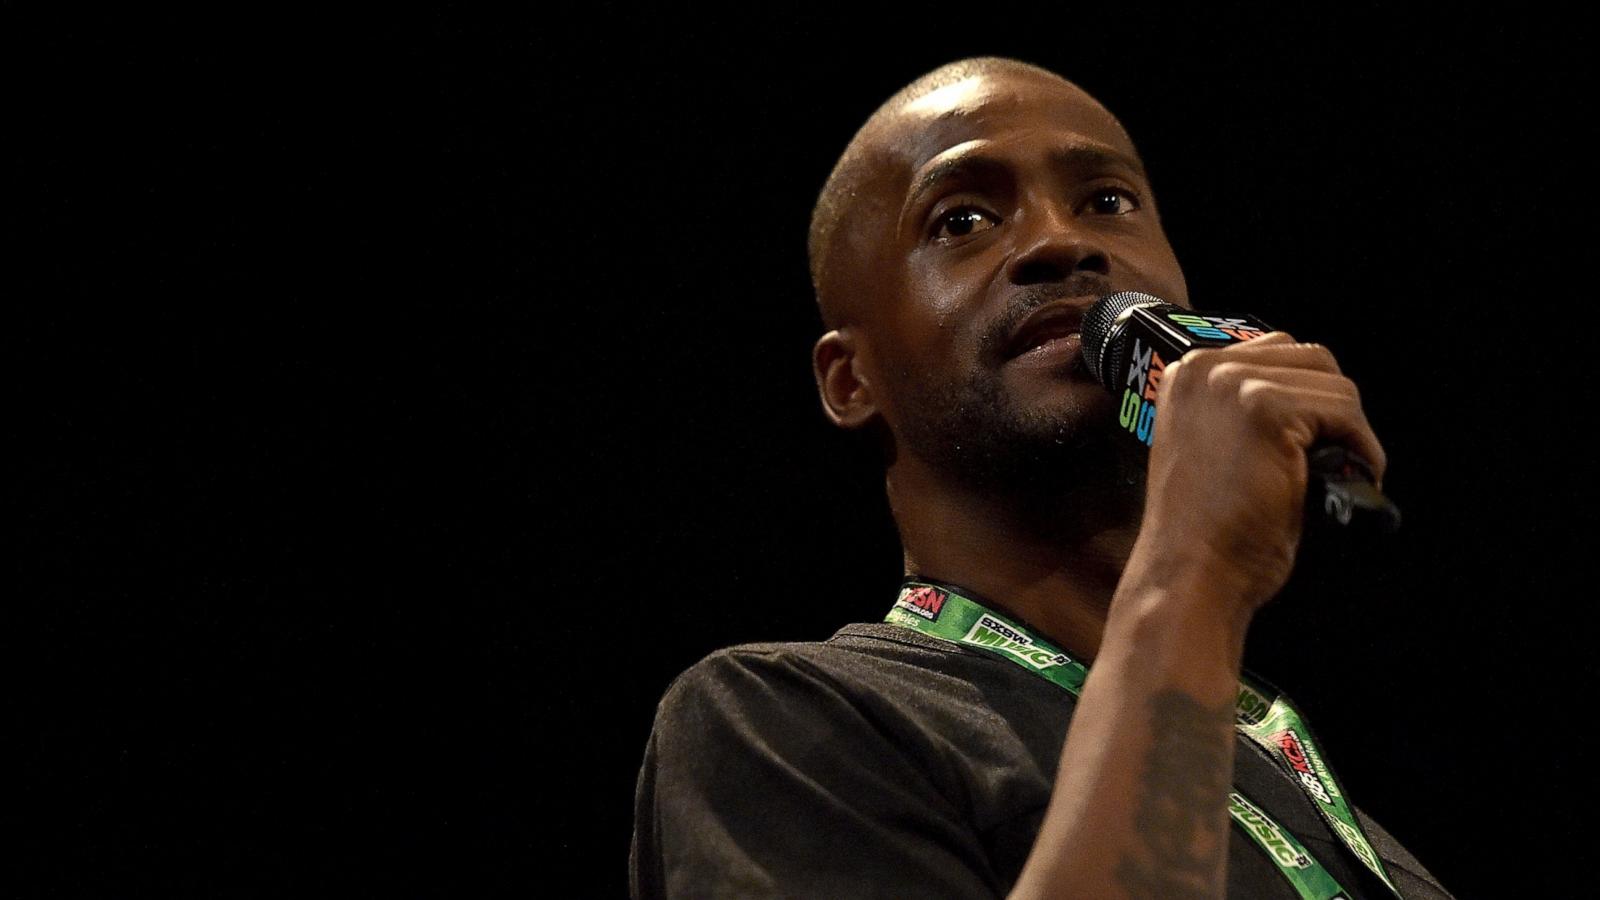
[1095,302,1400,534]
[1308,446,1401,534]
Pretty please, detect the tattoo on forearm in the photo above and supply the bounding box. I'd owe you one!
[1114,690,1235,899]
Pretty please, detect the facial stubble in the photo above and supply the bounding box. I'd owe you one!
[894,358,1148,533]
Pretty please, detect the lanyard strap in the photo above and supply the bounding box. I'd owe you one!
[886,580,1403,900]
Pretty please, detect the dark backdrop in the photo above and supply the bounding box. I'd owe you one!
[20,7,1590,897]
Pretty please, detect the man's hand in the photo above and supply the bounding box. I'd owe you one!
[1134,330,1387,614]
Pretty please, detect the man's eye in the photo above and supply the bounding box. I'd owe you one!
[1083,188,1140,215]
[933,207,999,240]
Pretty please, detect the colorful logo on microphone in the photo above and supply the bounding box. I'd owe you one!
[1167,312,1268,343]
[1120,338,1166,447]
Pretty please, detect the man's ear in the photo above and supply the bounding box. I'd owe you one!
[812,327,880,429]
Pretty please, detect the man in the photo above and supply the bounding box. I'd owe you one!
[629,56,1454,899]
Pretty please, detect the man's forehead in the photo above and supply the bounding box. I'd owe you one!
[872,72,1137,182]
[813,67,1143,325]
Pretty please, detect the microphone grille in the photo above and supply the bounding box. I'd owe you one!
[1082,291,1164,386]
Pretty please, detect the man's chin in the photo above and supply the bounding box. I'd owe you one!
[895,362,1139,484]
[1000,347,1109,400]
[924,413,1140,494]
[1008,381,1120,437]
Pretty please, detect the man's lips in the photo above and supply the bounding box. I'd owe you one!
[1002,297,1099,361]
[1007,333,1086,375]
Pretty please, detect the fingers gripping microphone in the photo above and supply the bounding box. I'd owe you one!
[1081,292,1401,534]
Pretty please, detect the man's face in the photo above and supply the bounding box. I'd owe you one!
[849,71,1190,492]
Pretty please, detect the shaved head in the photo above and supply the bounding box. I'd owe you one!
[807,53,1187,512]
[806,57,1134,331]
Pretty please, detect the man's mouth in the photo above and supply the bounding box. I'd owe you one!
[1002,298,1095,362]
[1010,323,1082,358]
[1006,333,1088,380]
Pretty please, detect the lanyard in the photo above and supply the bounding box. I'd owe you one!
[885,579,1404,900]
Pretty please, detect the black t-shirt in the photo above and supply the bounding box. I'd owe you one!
[630,622,1454,899]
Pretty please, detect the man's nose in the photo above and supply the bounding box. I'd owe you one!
[1005,200,1110,285]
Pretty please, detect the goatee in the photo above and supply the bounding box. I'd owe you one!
[896,363,1147,535]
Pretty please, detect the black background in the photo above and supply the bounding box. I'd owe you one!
[19,6,1592,897]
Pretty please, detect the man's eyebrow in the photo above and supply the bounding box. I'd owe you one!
[902,143,1149,219]
[1051,145,1149,182]
[903,156,1010,217]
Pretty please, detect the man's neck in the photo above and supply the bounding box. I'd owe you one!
[885,452,1143,664]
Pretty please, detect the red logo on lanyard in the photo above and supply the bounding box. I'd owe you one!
[1270,728,1332,804]
[896,585,949,621]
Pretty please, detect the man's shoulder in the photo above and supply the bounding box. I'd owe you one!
[650,620,1061,743]
[704,621,972,661]
[632,636,1026,900]
[663,622,988,698]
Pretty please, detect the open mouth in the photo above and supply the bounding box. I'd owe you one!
[1004,302,1090,361]
[1011,325,1081,358]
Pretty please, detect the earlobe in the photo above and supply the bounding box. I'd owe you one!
[812,328,879,429]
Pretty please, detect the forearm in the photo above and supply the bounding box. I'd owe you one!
[1009,544,1253,900]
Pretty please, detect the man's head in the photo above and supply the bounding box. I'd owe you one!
[808,57,1190,502]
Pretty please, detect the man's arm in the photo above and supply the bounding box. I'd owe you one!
[1009,332,1386,899]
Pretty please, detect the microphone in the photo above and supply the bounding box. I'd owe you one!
[1080,291,1401,534]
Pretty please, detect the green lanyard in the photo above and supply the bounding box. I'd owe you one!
[885,580,1404,900]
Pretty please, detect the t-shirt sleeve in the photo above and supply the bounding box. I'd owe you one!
[629,647,1002,899]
